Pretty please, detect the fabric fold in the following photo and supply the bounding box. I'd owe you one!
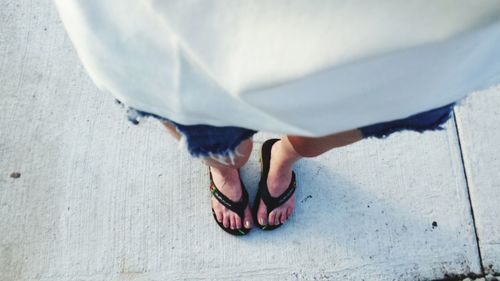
[54,0,500,136]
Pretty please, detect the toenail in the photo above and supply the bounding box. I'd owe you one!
[259,218,267,225]
[244,220,251,228]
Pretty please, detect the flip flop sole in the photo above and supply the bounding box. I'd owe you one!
[212,209,250,236]
[209,169,251,236]
[253,138,296,231]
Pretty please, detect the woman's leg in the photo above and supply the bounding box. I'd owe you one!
[162,121,254,230]
[256,129,364,226]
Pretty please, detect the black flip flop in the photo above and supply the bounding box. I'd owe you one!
[209,170,251,236]
[253,138,297,231]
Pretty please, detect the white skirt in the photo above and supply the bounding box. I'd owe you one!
[54,0,500,136]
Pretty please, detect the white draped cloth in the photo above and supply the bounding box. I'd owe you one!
[54,1,500,136]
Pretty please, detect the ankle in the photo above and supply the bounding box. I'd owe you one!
[270,139,300,170]
[210,165,236,176]
[209,166,240,191]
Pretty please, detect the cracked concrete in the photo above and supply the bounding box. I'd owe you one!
[1,1,500,280]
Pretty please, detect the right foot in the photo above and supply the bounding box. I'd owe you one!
[210,166,253,230]
[256,140,296,226]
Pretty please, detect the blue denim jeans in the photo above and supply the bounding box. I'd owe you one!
[121,101,256,159]
[119,100,454,158]
[359,103,455,138]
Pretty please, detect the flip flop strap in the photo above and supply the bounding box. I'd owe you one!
[210,175,249,219]
[259,171,296,212]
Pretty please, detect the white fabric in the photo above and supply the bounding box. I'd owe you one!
[54,0,500,136]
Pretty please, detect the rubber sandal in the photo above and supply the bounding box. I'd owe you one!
[253,138,297,231]
[209,169,251,236]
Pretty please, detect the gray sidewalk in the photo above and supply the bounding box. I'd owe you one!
[1,1,499,280]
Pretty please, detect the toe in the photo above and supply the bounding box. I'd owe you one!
[286,207,293,219]
[280,210,287,224]
[234,214,242,229]
[214,209,223,223]
[274,211,283,225]
[243,207,253,229]
[229,214,237,229]
[222,213,230,228]
[268,210,277,226]
[257,199,268,226]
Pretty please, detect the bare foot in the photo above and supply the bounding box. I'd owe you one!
[256,140,295,226]
[210,166,253,230]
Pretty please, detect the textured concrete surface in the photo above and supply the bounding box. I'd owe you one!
[455,86,500,275]
[0,0,499,280]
